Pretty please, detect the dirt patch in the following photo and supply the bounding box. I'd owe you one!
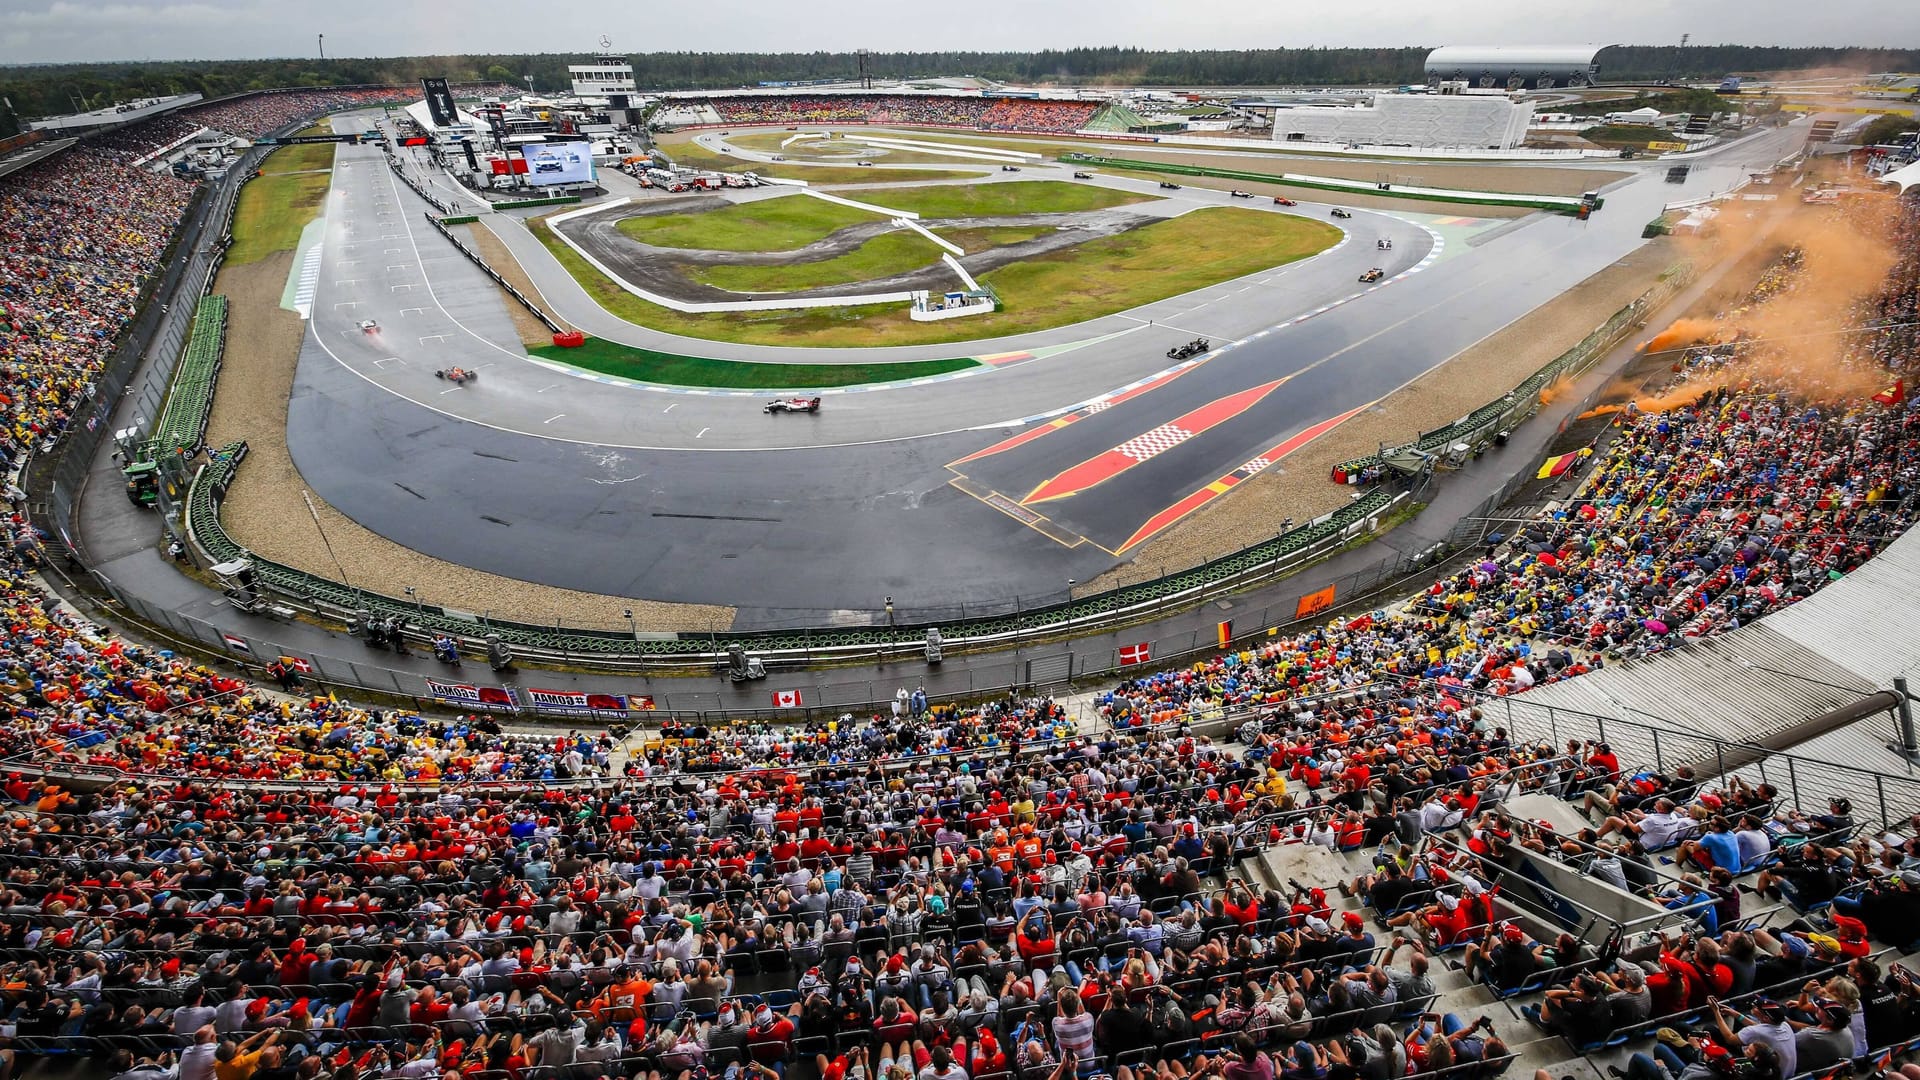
[1084,239,1679,591]
[202,254,734,632]
[463,222,568,347]
[1119,150,1628,198]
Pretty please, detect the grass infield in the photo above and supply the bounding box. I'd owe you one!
[690,224,1059,294]
[227,148,332,265]
[527,337,981,389]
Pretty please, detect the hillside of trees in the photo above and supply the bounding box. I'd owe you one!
[4,45,1917,122]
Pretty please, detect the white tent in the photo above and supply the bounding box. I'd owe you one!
[1880,159,1920,194]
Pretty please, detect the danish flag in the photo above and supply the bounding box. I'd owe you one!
[1120,642,1152,666]
[771,689,803,708]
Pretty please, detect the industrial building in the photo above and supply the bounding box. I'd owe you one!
[1270,86,1536,150]
[569,58,636,98]
[1423,45,1615,89]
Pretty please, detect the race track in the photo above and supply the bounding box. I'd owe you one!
[285,115,1805,625]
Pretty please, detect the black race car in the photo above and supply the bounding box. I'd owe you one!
[1072,171,1094,179]
[1167,338,1211,360]
[1159,181,1182,190]
[1359,268,1385,283]
[765,396,822,415]
[1001,165,1021,172]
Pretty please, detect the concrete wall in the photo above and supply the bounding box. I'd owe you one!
[1272,93,1536,150]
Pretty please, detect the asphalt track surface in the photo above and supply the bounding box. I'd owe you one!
[287,116,1806,626]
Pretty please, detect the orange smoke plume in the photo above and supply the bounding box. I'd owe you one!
[1640,318,1721,355]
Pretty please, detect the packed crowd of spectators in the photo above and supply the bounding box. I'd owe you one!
[700,94,1102,133]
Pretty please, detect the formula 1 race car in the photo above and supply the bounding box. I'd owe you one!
[1072,171,1094,179]
[1272,196,1297,206]
[856,161,873,167]
[1167,338,1210,360]
[1330,208,1353,219]
[1159,181,1182,190]
[1359,268,1386,283]
[1001,165,1022,172]
[1229,190,1254,199]
[435,367,476,384]
[764,396,822,415]
[358,319,379,334]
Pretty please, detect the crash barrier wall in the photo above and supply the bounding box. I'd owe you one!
[421,212,563,334]
[1058,152,1592,211]
[490,194,583,210]
[386,154,455,216]
[541,201,918,314]
[1329,264,1694,483]
[439,214,479,225]
[132,295,228,467]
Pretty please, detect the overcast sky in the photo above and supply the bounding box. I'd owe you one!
[2,0,1917,66]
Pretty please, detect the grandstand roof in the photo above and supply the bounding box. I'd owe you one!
[1500,523,1920,754]
[1424,45,1611,69]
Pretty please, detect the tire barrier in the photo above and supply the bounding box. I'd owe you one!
[1331,264,1694,483]
[420,211,563,335]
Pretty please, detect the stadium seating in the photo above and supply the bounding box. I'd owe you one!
[2,78,1919,1080]
[694,94,1102,134]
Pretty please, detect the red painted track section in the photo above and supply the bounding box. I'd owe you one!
[1022,379,1287,505]
[1114,403,1373,553]
[947,364,1199,467]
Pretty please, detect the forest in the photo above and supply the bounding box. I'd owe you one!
[4,45,1916,123]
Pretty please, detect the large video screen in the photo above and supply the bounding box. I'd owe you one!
[519,141,594,186]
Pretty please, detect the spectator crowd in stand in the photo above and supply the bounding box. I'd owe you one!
[0,75,1917,1080]
[699,94,1100,133]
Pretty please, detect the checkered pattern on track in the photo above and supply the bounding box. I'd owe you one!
[1241,456,1274,475]
[1115,424,1196,462]
[1085,401,1112,413]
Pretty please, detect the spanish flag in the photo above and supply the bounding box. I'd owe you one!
[1536,447,1593,480]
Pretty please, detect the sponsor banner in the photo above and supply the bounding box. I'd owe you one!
[425,678,518,713]
[1295,584,1337,620]
[422,77,456,127]
[1646,140,1688,152]
[524,687,635,717]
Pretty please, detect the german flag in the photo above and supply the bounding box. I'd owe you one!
[1536,447,1593,480]
[1217,620,1233,648]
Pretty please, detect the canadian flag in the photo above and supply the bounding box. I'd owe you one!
[1119,642,1151,666]
[771,689,803,708]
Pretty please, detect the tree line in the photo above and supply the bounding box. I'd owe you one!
[4,45,1918,124]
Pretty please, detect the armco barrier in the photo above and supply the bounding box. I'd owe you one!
[422,212,563,334]
[1059,152,1590,212]
[492,194,582,210]
[1330,264,1694,483]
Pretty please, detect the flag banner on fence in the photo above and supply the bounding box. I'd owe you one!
[1536,447,1593,480]
[1873,378,1906,405]
[1295,584,1337,620]
[278,655,312,674]
[221,633,250,653]
[424,678,518,713]
[525,687,632,716]
[631,696,656,711]
[1119,642,1151,665]
[1216,621,1232,648]
[771,689,803,708]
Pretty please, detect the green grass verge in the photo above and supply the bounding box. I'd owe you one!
[856,180,1150,217]
[1062,154,1580,210]
[618,194,872,251]
[531,204,1335,348]
[258,141,336,174]
[689,230,943,292]
[527,337,981,389]
[226,159,332,265]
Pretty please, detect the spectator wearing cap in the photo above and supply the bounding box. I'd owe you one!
[1793,1003,1857,1073]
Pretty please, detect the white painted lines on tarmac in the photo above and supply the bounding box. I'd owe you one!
[662,403,677,413]
[537,384,560,394]
[696,427,710,439]
[399,308,426,316]
[543,414,566,425]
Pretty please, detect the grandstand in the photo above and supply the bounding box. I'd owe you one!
[656,90,1105,133]
[5,59,1920,1080]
